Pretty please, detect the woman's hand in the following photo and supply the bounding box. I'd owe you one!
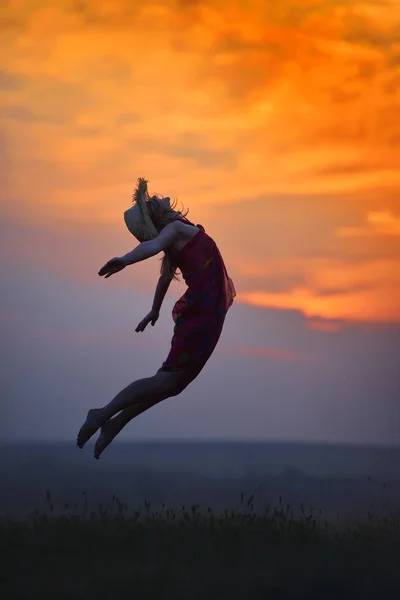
[98,257,126,278]
[135,309,160,332]
[137,177,148,194]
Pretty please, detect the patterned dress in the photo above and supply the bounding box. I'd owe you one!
[159,219,235,372]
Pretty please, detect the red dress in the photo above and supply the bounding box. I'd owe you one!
[160,220,235,372]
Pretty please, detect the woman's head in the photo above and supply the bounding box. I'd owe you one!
[125,189,189,282]
[146,194,188,232]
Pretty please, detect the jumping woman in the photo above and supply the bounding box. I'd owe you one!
[77,178,235,459]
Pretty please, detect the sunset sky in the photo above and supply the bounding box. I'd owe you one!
[1,0,399,446]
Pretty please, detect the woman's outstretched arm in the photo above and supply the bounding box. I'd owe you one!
[98,221,180,278]
[122,221,180,266]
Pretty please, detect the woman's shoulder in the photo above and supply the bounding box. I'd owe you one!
[177,219,201,238]
[175,216,205,231]
[168,219,203,254]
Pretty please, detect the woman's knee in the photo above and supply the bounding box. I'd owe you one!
[171,366,203,396]
[156,369,198,397]
[168,375,191,397]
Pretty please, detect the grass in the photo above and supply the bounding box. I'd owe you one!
[1,492,400,600]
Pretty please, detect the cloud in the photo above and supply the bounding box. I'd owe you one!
[0,70,24,90]
[237,276,400,322]
[0,104,60,123]
[68,0,147,28]
[315,162,385,177]
[125,132,239,170]
[389,133,400,146]
[337,211,400,238]
[115,111,143,126]
[343,6,400,50]
[236,264,307,295]
[1,0,399,324]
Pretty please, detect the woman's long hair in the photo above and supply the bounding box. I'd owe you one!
[146,195,190,283]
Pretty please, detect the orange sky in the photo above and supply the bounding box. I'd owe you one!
[1,0,399,323]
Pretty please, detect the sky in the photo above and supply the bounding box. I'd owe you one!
[1,0,399,446]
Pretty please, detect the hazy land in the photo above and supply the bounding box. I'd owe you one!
[1,441,399,599]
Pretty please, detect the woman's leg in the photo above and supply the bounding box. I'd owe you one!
[93,365,205,458]
[77,368,200,450]
[93,396,160,459]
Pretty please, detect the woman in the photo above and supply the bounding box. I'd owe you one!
[77,178,235,458]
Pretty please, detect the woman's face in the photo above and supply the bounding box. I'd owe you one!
[158,196,171,210]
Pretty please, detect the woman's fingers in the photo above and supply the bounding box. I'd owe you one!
[135,319,149,332]
[99,257,124,277]
[99,267,117,278]
[135,311,159,332]
[99,263,113,277]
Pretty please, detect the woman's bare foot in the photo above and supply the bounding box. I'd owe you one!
[94,419,119,459]
[77,408,106,449]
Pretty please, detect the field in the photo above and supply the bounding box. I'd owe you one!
[2,493,400,600]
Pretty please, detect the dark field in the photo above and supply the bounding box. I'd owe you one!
[2,500,400,600]
[1,441,400,599]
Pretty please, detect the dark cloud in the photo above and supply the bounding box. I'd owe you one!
[389,133,400,146]
[208,190,400,277]
[352,62,379,81]
[269,122,369,155]
[174,0,202,9]
[312,283,374,298]
[314,162,385,177]
[0,104,62,123]
[336,236,400,263]
[82,56,132,83]
[0,70,25,90]
[0,14,25,34]
[70,0,101,25]
[0,131,10,196]
[385,74,400,94]
[69,0,144,27]
[388,48,400,69]
[0,74,94,125]
[239,271,307,295]
[197,35,294,107]
[212,33,286,58]
[276,3,330,27]
[344,18,400,50]
[237,265,378,299]
[167,133,238,169]
[74,125,103,137]
[115,111,143,126]
[325,87,362,104]
[126,132,238,170]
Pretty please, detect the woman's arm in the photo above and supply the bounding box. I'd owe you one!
[152,274,173,313]
[135,275,172,332]
[98,221,180,278]
[121,221,180,266]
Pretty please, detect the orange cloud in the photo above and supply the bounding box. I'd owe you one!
[337,210,400,238]
[1,0,399,323]
[237,280,400,323]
